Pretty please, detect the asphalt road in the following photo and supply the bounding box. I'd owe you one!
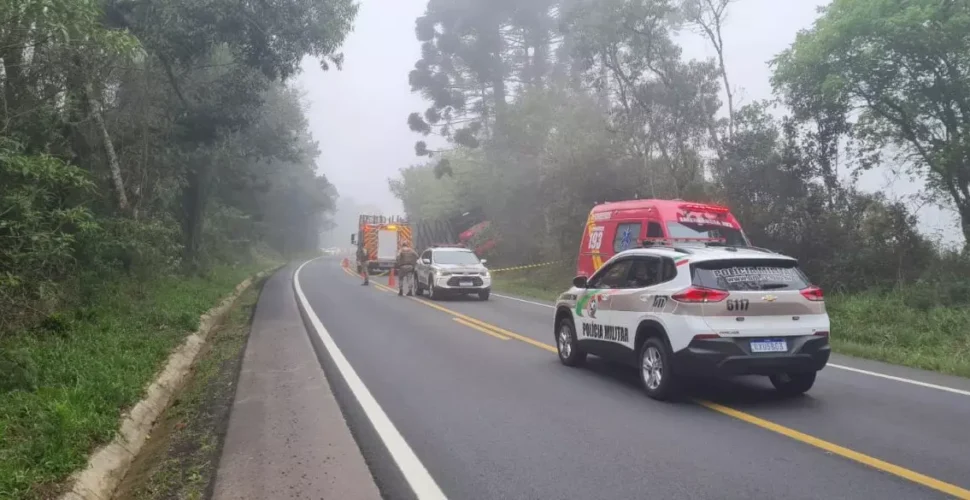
[295,257,970,500]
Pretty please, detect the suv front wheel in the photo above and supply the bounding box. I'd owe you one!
[555,317,585,367]
[639,337,679,401]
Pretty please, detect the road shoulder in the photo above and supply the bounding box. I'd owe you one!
[211,264,380,500]
[113,278,263,500]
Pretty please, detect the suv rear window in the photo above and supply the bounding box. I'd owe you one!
[691,259,810,291]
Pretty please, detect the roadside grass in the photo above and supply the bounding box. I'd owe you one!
[113,280,262,500]
[491,268,970,379]
[827,289,970,378]
[0,262,278,500]
[490,263,571,302]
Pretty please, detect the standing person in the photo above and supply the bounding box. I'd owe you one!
[395,244,419,296]
[356,244,369,285]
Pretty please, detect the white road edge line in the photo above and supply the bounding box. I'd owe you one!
[295,259,448,500]
[826,363,970,397]
[492,293,554,309]
[491,290,970,398]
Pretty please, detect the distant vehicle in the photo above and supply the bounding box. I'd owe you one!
[415,245,491,301]
[577,199,750,277]
[458,220,498,256]
[554,243,830,401]
[351,215,413,274]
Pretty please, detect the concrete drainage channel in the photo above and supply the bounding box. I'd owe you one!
[57,267,278,500]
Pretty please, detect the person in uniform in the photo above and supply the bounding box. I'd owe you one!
[395,244,419,296]
[356,244,369,285]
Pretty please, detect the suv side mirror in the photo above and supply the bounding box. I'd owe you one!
[480,259,488,265]
[422,258,431,264]
[572,276,588,288]
[350,234,356,245]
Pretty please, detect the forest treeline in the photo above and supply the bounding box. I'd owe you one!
[1,0,360,496]
[0,0,358,332]
[392,0,970,297]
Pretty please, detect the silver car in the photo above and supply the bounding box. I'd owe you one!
[415,246,492,301]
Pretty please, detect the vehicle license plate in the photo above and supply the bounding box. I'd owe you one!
[750,339,788,353]
[459,280,474,287]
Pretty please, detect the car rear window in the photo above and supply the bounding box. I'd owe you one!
[691,258,810,291]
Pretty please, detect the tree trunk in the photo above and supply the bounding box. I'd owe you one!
[181,166,208,269]
[714,38,735,141]
[85,82,130,213]
[960,203,970,253]
[493,77,507,131]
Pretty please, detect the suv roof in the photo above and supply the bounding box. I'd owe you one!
[615,245,795,263]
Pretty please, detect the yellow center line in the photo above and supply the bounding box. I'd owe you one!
[453,318,510,340]
[698,401,970,499]
[335,262,970,498]
[407,297,558,353]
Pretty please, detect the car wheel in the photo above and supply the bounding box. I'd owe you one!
[427,275,438,301]
[555,317,586,367]
[769,372,817,396]
[638,337,679,401]
[478,290,490,301]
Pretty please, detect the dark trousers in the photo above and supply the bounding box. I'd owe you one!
[398,266,416,294]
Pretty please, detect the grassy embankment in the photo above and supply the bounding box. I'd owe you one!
[0,261,280,500]
[491,264,970,378]
[113,281,263,500]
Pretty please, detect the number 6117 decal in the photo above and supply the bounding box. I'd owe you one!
[726,299,749,312]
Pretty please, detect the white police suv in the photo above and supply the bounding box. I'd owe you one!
[553,244,830,400]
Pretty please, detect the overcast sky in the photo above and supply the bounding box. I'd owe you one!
[296,0,962,247]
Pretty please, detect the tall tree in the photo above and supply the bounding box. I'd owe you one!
[98,0,358,263]
[406,0,561,173]
[772,0,970,247]
[564,0,721,196]
[0,0,139,211]
[678,0,735,146]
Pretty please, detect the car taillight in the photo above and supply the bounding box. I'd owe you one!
[800,286,824,301]
[671,286,729,303]
[692,333,720,340]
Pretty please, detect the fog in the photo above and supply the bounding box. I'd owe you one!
[299,0,961,247]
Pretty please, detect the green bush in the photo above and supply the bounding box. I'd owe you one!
[0,141,98,330]
[76,216,183,277]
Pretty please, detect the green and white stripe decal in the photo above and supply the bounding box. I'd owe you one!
[575,290,599,317]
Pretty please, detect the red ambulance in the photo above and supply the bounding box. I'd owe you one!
[576,199,750,277]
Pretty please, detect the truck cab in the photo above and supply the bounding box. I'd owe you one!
[576,199,749,277]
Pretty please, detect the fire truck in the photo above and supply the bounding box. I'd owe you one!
[351,214,413,274]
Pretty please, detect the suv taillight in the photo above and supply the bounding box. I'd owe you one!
[800,285,824,301]
[671,286,729,303]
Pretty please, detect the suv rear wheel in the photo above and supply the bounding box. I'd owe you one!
[769,372,816,396]
[639,337,679,401]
